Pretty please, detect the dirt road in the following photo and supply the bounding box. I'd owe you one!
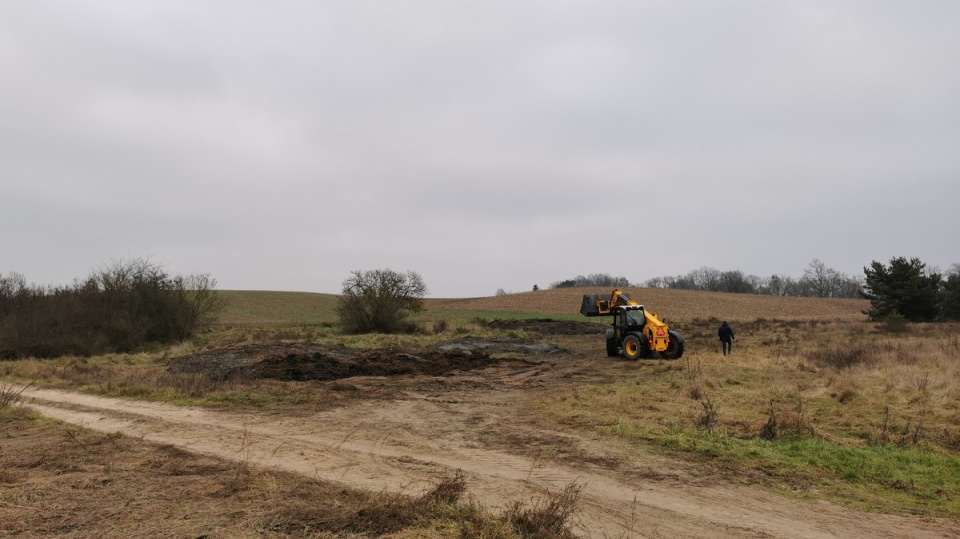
[19,384,957,539]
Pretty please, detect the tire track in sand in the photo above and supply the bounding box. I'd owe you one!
[19,387,959,539]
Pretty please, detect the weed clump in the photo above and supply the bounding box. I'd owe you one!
[504,482,583,539]
[0,382,29,409]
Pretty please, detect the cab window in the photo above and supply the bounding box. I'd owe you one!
[625,309,645,326]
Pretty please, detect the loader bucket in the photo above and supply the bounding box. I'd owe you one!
[580,294,602,317]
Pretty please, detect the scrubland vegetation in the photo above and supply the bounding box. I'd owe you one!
[0,259,224,359]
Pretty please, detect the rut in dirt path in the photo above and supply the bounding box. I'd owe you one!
[19,387,959,539]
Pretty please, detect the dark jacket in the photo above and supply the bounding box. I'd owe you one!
[718,322,734,342]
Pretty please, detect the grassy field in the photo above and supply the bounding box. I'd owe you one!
[208,288,957,517]
[216,290,339,325]
[534,319,960,516]
[218,287,871,326]
[3,286,958,532]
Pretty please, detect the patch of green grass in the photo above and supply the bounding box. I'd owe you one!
[607,418,960,515]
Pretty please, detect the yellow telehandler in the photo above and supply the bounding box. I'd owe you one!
[580,289,684,360]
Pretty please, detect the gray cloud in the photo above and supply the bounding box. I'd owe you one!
[2,1,958,296]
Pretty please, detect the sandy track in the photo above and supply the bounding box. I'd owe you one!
[20,386,958,539]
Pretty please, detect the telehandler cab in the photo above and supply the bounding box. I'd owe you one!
[580,290,684,360]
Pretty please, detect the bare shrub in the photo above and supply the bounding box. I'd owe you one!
[0,260,225,358]
[760,400,778,441]
[874,406,928,447]
[695,395,720,432]
[760,386,815,440]
[505,482,583,539]
[421,470,467,506]
[336,269,427,334]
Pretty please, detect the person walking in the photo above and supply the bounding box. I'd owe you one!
[718,321,735,356]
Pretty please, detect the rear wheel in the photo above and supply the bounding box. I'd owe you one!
[623,334,644,360]
[606,338,619,357]
[660,331,685,359]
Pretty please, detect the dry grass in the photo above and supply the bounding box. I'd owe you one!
[0,381,29,408]
[504,483,583,539]
[535,319,960,514]
[2,289,956,521]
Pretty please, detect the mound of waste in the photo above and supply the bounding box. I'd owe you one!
[167,338,563,382]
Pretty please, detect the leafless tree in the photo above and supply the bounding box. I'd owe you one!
[336,269,427,334]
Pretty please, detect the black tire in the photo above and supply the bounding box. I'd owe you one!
[622,334,644,360]
[604,328,619,357]
[606,338,619,357]
[660,330,685,359]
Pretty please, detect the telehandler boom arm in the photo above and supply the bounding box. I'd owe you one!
[579,289,636,316]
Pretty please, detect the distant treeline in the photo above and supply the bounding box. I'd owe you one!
[0,259,224,359]
[550,260,862,299]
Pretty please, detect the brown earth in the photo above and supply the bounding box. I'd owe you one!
[428,287,870,322]
[12,324,959,538]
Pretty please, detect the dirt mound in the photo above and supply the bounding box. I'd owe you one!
[168,339,561,382]
[487,318,605,335]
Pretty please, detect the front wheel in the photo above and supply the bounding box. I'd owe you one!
[623,334,644,360]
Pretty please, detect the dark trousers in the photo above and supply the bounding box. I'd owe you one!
[721,340,732,355]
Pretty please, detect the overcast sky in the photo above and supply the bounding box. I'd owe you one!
[2,1,958,297]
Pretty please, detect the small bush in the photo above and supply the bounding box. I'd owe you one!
[876,312,908,334]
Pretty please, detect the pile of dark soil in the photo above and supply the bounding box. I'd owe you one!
[168,338,562,383]
[487,318,605,336]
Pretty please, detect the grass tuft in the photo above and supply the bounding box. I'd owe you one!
[0,381,30,408]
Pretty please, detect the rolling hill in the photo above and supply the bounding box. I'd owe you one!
[218,287,869,325]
